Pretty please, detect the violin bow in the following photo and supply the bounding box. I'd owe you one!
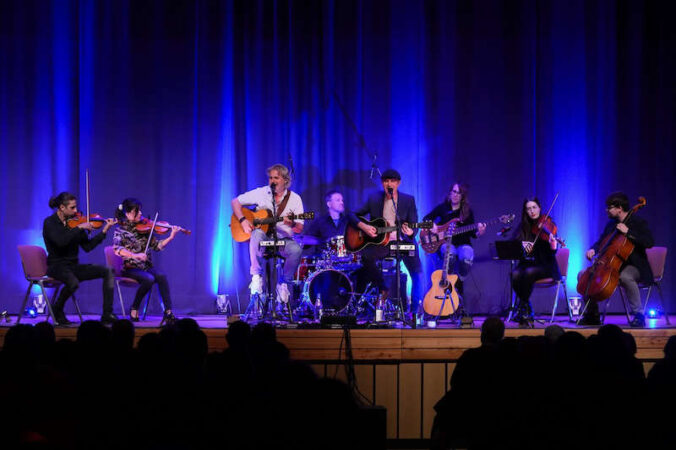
[143,212,160,255]
[531,192,559,247]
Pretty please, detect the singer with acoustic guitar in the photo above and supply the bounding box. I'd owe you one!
[231,164,305,306]
[346,169,424,314]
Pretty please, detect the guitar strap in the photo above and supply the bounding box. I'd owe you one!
[276,190,292,217]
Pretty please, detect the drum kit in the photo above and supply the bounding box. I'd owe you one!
[293,235,374,317]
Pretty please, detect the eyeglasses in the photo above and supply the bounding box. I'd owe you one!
[450,189,461,194]
[606,205,618,211]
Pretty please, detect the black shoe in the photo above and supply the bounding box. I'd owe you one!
[100,313,118,324]
[52,306,72,326]
[629,313,645,328]
[160,311,177,326]
[578,315,601,326]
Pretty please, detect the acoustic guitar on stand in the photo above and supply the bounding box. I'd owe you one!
[230,209,315,242]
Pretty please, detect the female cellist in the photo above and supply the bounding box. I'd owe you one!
[113,198,180,324]
[578,192,654,327]
[510,197,560,326]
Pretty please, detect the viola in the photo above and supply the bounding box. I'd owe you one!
[134,217,191,235]
[67,212,115,229]
[531,216,566,247]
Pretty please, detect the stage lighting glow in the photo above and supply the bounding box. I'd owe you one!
[24,307,37,318]
[647,309,658,318]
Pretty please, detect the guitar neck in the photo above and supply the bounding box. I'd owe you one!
[376,223,426,234]
[452,216,502,236]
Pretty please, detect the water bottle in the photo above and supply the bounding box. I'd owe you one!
[315,294,323,321]
[375,297,384,323]
[415,303,424,327]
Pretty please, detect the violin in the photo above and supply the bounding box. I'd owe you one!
[67,212,116,229]
[531,216,566,247]
[134,217,191,235]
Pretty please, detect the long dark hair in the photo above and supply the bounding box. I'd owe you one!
[518,197,542,239]
[446,182,471,221]
[116,198,142,223]
[48,192,76,209]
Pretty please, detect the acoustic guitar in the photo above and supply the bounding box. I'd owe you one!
[344,217,432,252]
[422,240,460,316]
[419,214,515,254]
[230,209,315,242]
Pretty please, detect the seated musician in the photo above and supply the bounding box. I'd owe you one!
[231,164,304,305]
[113,198,180,324]
[579,192,654,327]
[302,190,347,255]
[511,197,560,326]
[347,169,423,314]
[43,192,117,325]
[423,183,486,295]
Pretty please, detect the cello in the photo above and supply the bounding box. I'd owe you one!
[576,197,647,302]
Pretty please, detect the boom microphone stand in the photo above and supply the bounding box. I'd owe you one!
[389,188,415,328]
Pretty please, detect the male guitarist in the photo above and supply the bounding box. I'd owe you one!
[423,182,486,296]
[231,164,304,304]
[347,169,424,314]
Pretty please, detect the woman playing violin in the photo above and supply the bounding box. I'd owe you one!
[510,197,560,326]
[113,198,180,324]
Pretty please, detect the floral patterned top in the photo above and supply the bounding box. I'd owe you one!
[113,222,162,270]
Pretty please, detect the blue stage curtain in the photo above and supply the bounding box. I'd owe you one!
[1,0,674,314]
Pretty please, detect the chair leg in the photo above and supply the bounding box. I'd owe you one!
[17,283,33,324]
[577,299,592,325]
[71,294,84,322]
[115,281,126,317]
[618,288,632,323]
[39,282,59,325]
[563,284,573,322]
[142,287,152,320]
[506,291,518,322]
[654,282,670,325]
[550,282,561,324]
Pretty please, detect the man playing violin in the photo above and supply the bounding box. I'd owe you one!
[579,192,654,327]
[113,198,180,324]
[43,192,117,325]
[347,169,424,314]
[231,164,304,306]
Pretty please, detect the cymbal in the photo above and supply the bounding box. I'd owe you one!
[294,234,323,246]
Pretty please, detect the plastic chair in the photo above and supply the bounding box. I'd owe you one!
[618,246,670,324]
[16,245,83,324]
[104,246,158,319]
[533,248,572,323]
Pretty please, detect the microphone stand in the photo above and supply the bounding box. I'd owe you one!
[266,184,294,324]
[389,189,415,328]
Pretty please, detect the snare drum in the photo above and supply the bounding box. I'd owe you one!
[302,269,353,313]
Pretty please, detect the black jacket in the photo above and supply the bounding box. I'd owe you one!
[348,191,419,242]
[43,213,108,267]
[423,202,477,247]
[592,215,654,285]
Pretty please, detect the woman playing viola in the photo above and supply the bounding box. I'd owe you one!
[510,198,560,326]
[113,198,179,324]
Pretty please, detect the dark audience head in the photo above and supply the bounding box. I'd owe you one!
[2,324,37,355]
[252,322,277,346]
[664,335,676,361]
[544,324,565,345]
[76,320,112,351]
[226,320,251,349]
[111,319,135,351]
[480,317,505,345]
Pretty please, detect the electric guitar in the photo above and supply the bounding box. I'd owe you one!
[422,239,460,316]
[230,209,315,242]
[344,217,432,252]
[419,214,515,254]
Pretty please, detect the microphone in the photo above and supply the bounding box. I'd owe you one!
[270,182,277,191]
[497,226,512,237]
[387,187,394,195]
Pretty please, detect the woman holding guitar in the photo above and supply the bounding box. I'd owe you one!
[423,183,486,295]
[113,198,181,324]
[510,197,560,326]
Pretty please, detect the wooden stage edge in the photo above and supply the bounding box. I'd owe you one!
[1,313,675,362]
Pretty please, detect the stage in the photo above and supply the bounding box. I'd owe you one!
[2,313,673,441]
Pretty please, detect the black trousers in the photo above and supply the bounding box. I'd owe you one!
[47,263,115,315]
[360,242,423,311]
[122,267,172,311]
[511,262,551,312]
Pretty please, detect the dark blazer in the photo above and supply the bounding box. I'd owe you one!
[592,215,654,285]
[347,191,419,242]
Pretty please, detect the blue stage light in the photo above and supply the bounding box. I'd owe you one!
[647,309,658,318]
[24,307,38,318]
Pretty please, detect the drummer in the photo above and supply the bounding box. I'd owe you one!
[299,190,347,255]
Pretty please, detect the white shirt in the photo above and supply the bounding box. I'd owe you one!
[237,186,304,239]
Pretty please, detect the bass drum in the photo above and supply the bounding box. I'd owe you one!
[303,269,353,313]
